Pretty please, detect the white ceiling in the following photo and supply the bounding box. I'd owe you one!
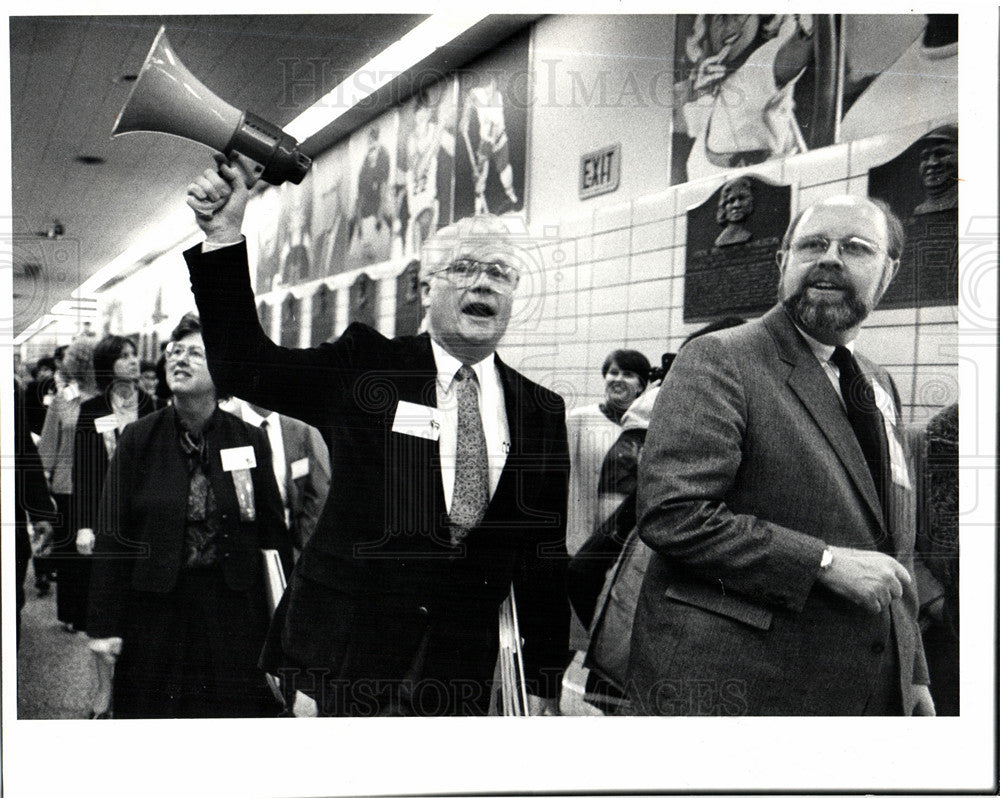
[9,14,431,336]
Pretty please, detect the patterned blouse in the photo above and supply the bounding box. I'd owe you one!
[178,418,221,569]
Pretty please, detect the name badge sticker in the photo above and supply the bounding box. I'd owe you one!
[230,469,257,521]
[870,381,897,427]
[869,381,908,489]
[62,384,79,402]
[221,445,257,472]
[392,400,442,442]
[94,414,119,434]
[884,421,911,489]
[290,457,309,480]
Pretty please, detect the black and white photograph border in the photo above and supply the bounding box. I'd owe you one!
[0,1,996,796]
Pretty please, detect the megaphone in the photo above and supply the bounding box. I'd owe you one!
[112,26,311,185]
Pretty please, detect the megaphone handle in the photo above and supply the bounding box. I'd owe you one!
[215,151,263,189]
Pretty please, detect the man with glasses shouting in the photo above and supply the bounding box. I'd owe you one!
[628,195,934,716]
[183,156,569,716]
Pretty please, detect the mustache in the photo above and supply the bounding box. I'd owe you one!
[782,279,869,335]
[803,267,851,291]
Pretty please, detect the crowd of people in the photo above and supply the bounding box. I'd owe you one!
[12,158,959,719]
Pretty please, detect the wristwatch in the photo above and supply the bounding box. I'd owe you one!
[819,546,834,571]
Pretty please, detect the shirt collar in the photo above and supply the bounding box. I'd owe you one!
[430,337,496,391]
[791,322,854,364]
[239,401,272,427]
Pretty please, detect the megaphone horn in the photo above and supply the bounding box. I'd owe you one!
[112,26,311,186]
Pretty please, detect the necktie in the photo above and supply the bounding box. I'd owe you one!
[830,347,890,539]
[260,418,288,506]
[449,365,489,545]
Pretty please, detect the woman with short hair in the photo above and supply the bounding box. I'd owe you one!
[86,314,292,718]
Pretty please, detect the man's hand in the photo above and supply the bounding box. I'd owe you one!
[526,694,561,716]
[911,684,936,716]
[816,546,911,614]
[185,153,261,244]
[76,527,96,555]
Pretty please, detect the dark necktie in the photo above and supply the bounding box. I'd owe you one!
[449,365,489,545]
[830,346,890,536]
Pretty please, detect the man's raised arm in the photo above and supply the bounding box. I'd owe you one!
[182,156,355,429]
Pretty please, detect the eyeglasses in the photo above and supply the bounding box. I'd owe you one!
[431,258,519,289]
[789,235,883,263]
[164,343,207,362]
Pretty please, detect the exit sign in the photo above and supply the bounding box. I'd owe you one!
[579,143,621,200]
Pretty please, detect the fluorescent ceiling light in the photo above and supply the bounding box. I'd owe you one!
[285,13,486,142]
[75,207,201,298]
[13,316,57,344]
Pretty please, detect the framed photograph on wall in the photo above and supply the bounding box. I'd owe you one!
[454,29,530,218]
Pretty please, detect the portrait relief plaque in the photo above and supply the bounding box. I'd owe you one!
[310,284,337,345]
[683,175,791,322]
[349,272,379,328]
[868,124,958,309]
[394,260,424,337]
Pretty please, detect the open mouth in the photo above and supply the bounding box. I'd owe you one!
[806,269,849,292]
[462,302,496,318]
[809,280,844,291]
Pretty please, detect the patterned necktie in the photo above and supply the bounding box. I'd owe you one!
[449,365,489,545]
[831,346,890,536]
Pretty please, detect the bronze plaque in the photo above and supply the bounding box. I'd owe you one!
[349,272,379,329]
[310,284,337,345]
[868,124,958,308]
[280,294,301,348]
[394,260,424,337]
[684,175,791,322]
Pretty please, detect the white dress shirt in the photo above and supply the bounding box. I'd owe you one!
[793,324,856,408]
[239,401,288,510]
[201,236,245,253]
[430,338,510,512]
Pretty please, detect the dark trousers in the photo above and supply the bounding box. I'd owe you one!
[52,494,90,630]
[15,521,31,647]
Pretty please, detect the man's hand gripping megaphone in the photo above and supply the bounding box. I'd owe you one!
[186,152,263,244]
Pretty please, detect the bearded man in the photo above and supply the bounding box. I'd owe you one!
[627,195,934,716]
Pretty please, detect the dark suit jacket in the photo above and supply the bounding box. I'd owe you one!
[14,382,57,635]
[72,390,157,535]
[234,405,330,551]
[277,414,330,551]
[23,376,56,436]
[185,241,570,708]
[87,406,292,638]
[628,305,928,715]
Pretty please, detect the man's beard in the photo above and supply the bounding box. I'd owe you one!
[781,275,870,338]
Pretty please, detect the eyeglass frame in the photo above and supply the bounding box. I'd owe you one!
[164,342,208,362]
[787,235,885,263]
[427,257,520,290]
